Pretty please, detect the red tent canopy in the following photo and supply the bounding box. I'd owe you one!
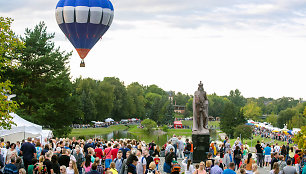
[174,121,183,129]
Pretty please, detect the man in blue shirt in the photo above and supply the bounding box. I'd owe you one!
[264,144,272,168]
[223,162,236,174]
[210,160,223,174]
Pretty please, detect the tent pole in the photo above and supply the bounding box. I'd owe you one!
[24,127,25,140]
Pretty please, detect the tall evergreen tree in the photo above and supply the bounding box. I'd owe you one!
[4,22,81,136]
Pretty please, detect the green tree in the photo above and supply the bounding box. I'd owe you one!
[0,17,22,129]
[184,98,193,117]
[266,113,277,127]
[220,102,246,137]
[292,126,306,149]
[288,114,306,129]
[74,78,114,123]
[127,82,145,119]
[277,108,298,128]
[208,93,230,117]
[173,92,190,105]
[234,124,253,143]
[5,22,81,136]
[141,118,157,133]
[228,89,246,109]
[242,101,262,120]
[145,92,162,122]
[104,77,129,120]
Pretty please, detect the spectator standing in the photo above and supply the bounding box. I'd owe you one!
[111,144,119,161]
[210,160,223,174]
[233,146,242,170]
[35,142,42,159]
[51,155,60,174]
[136,149,147,174]
[44,152,54,174]
[224,149,233,168]
[169,135,178,161]
[119,142,130,159]
[177,137,184,159]
[83,155,92,173]
[255,141,263,168]
[223,162,236,174]
[283,159,297,174]
[20,137,36,170]
[114,151,124,174]
[244,153,254,174]
[271,152,279,170]
[4,156,18,174]
[144,149,153,170]
[73,147,84,174]
[59,149,71,167]
[94,144,103,160]
[192,161,207,174]
[104,143,113,169]
[264,144,272,168]
[270,162,280,174]
[126,154,138,174]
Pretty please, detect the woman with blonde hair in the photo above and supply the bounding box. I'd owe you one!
[193,161,207,174]
[66,160,78,174]
[252,164,260,174]
[145,162,159,174]
[205,160,212,173]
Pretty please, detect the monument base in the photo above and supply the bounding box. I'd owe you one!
[192,134,210,163]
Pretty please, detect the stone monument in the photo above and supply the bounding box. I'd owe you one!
[192,81,210,163]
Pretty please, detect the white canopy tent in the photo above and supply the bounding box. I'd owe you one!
[105,118,114,122]
[0,113,43,142]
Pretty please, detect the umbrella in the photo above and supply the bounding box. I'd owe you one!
[245,123,254,126]
[272,130,279,133]
[287,130,293,135]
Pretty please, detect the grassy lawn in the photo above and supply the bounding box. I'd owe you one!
[69,125,128,137]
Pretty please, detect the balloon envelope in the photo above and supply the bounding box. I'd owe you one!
[55,0,114,59]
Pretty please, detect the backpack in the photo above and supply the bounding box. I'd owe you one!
[171,163,181,173]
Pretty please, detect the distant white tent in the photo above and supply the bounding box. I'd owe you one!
[105,118,114,122]
[0,113,43,142]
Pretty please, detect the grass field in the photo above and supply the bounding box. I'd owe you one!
[69,125,128,137]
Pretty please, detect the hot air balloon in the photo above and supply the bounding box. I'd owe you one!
[55,0,114,67]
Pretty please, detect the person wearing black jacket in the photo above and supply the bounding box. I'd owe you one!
[271,152,279,170]
[233,146,242,171]
[144,150,153,169]
[164,148,175,174]
[184,139,191,159]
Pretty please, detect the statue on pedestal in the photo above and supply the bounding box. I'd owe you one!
[192,81,209,134]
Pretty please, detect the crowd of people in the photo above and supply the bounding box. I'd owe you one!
[0,134,304,174]
[253,126,293,144]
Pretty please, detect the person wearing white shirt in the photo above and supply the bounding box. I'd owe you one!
[182,158,194,174]
[274,143,280,153]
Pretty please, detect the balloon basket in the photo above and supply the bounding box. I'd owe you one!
[80,60,85,67]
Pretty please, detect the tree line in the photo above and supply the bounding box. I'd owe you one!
[1,18,305,137]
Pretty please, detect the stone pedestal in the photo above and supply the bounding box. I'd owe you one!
[192,134,210,163]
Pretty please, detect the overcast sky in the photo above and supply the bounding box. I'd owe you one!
[1,0,306,99]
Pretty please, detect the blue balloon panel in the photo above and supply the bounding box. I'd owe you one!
[55,0,114,59]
